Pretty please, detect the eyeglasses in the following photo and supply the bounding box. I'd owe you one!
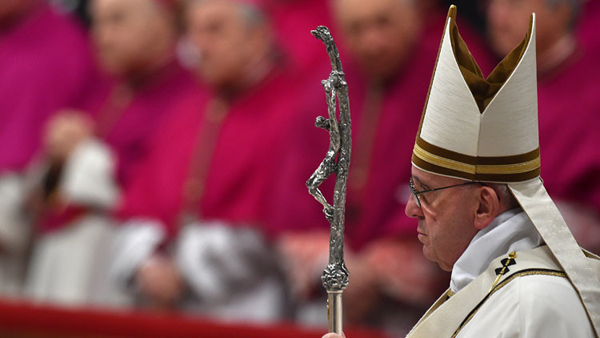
[409,177,481,209]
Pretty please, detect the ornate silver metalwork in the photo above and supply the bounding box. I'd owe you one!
[306,26,351,334]
[322,262,350,291]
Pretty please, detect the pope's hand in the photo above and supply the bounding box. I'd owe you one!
[322,333,345,338]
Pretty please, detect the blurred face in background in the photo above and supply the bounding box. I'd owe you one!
[0,0,36,25]
[186,0,272,90]
[91,0,176,77]
[333,0,421,81]
[486,0,573,57]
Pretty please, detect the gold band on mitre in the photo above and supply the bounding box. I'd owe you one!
[412,136,541,182]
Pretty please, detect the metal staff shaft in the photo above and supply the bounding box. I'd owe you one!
[328,292,343,333]
[306,26,352,335]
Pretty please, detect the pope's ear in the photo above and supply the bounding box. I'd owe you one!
[474,186,500,230]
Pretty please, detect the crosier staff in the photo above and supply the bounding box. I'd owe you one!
[306,26,351,335]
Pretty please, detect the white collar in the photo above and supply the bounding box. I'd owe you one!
[450,208,543,293]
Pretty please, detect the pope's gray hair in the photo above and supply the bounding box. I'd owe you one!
[488,183,520,210]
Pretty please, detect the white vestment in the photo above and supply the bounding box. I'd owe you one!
[25,140,119,306]
[25,215,116,306]
[407,209,596,337]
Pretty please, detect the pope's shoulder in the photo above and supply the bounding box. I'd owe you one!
[458,273,595,337]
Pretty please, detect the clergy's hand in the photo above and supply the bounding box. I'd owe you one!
[363,237,443,305]
[276,231,330,300]
[136,254,184,310]
[342,254,380,323]
[555,201,600,253]
[44,110,93,162]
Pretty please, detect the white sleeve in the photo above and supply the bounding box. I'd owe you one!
[175,222,275,304]
[109,219,166,290]
[60,138,119,209]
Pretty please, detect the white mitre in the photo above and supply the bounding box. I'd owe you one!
[412,5,600,335]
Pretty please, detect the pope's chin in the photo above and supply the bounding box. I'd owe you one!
[418,237,450,271]
[424,247,453,272]
[420,242,433,262]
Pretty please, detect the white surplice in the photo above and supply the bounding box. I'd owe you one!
[25,139,119,306]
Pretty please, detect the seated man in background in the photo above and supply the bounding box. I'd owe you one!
[25,0,194,306]
[578,0,600,55]
[325,5,599,338]
[0,0,98,298]
[111,0,299,322]
[264,0,334,84]
[486,0,600,253]
[270,0,494,333]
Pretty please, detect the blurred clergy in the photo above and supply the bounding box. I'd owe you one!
[111,0,299,322]
[25,0,194,306]
[0,0,98,298]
